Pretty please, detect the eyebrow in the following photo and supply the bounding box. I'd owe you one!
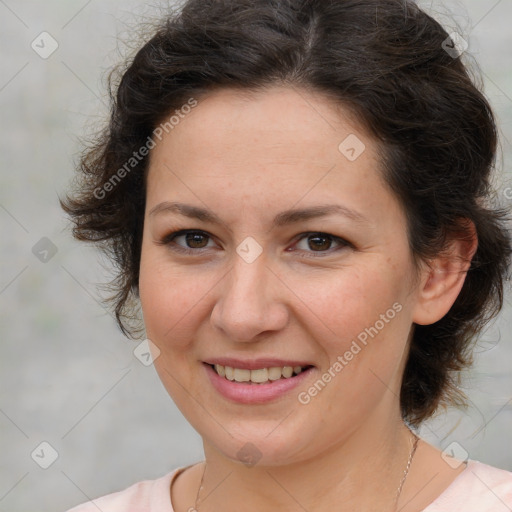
[148,201,368,227]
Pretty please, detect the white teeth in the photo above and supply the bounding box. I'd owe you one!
[234,368,251,382]
[250,368,269,383]
[282,366,293,378]
[212,364,307,383]
[268,367,282,380]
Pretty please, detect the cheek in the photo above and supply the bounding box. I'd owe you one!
[290,263,407,350]
[288,261,413,409]
[138,248,209,402]
[138,244,221,351]
[289,270,407,409]
[139,244,187,343]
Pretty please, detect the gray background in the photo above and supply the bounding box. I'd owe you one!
[0,1,511,511]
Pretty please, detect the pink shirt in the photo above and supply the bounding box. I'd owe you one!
[66,459,512,511]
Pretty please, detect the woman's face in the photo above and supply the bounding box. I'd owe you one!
[139,86,424,466]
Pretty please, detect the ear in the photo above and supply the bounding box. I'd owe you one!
[412,221,478,326]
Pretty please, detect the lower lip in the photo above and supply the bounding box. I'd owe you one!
[203,363,314,404]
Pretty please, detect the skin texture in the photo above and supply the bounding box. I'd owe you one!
[138,86,477,512]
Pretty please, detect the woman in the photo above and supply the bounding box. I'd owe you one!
[62,0,512,510]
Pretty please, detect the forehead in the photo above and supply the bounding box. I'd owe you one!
[148,85,379,176]
[145,86,399,228]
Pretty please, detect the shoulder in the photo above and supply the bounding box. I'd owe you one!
[424,460,512,512]
[64,468,182,512]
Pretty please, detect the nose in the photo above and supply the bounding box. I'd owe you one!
[210,251,289,342]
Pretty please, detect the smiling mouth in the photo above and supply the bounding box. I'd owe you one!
[207,363,314,384]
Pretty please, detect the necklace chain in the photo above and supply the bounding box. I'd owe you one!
[194,461,206,511]
[194,430,419,511]
[396,431,420,504]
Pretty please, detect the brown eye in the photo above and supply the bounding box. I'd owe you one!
[184,232,210,248]
[307,234,332,251]
[159,230,215,253]
[293,232,350,256]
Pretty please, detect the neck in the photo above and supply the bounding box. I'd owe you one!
[195,415,415,512]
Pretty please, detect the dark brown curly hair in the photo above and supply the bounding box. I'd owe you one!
[61,0,511,426]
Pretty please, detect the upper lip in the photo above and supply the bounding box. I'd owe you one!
[203,357,314,370]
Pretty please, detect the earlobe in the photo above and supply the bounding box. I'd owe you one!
[412,223,478,326]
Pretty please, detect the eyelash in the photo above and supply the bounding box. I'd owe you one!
[157,229,352,257]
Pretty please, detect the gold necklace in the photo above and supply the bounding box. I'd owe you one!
[194,431,420,511]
